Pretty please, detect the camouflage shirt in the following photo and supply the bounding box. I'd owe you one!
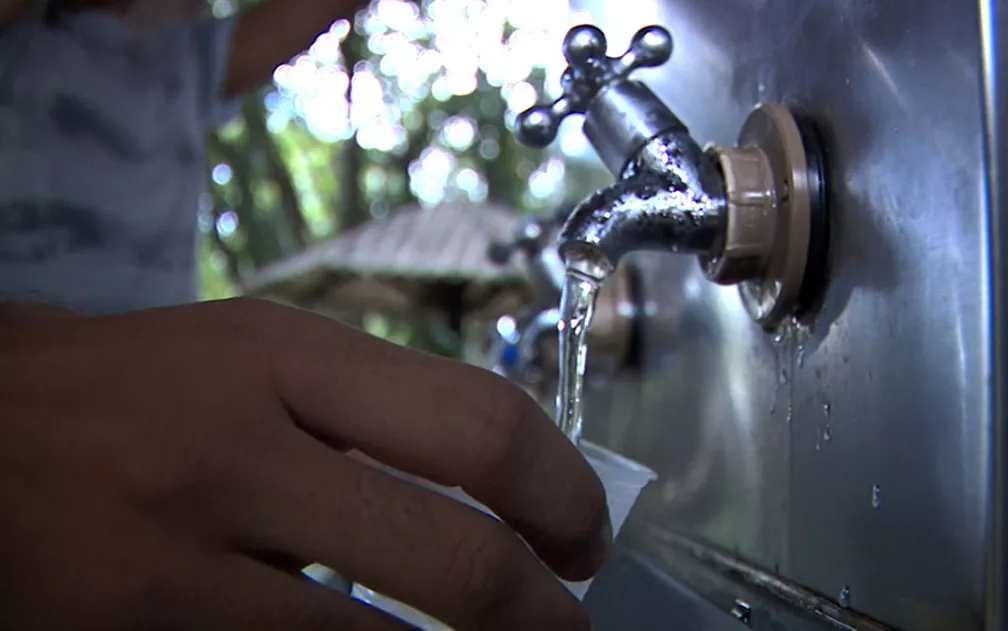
[0,8,238,315]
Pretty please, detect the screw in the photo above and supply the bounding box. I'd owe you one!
[839,585,851,608]
[731,599,753,627]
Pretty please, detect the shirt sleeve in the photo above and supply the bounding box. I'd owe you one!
[184,15,244,129]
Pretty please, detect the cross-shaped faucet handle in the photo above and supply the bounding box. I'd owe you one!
[515,24,673,149]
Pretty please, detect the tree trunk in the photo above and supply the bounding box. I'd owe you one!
[206,129,283,268]
[338,31,370,230]
[242,96,308,250]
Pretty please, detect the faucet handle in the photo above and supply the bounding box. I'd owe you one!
[515,24,673,148]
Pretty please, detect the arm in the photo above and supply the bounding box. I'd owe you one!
[223,0,372,98]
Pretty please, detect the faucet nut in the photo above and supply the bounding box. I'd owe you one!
[700,145,778,285]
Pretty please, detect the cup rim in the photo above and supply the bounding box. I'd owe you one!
[579,440,658,482]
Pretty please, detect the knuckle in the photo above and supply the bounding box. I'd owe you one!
[187,430,270,495]
[222,296,274,314]
[471,374,538,477]
[208,297,287,337]
[447,523,524,618]
[128,427,260,513]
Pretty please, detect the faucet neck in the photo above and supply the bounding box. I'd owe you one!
[583,79,688,176]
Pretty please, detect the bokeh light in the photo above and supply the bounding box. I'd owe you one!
[268,0,596,208]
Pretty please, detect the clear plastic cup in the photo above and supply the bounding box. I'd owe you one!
[349,442,657,630]
[561,441,657,599]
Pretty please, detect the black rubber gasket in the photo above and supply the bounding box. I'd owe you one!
[791,114,831,318]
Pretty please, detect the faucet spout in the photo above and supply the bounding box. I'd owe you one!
[557,130,728,278]
[517,23,828,327]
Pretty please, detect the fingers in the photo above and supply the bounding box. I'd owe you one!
[75,299,609,580]
[162,553,412,631]
[257,303,610,580]
[231,432,591,631]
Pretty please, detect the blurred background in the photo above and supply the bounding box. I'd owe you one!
[200,0,617,360]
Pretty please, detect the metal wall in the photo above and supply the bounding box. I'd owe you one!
[571,1,1004,629]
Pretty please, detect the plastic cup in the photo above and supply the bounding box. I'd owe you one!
[561,441,657,599]
[349,442,657,630]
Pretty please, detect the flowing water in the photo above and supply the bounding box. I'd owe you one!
[555,259,608,444]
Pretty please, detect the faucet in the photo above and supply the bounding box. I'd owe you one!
[486,208,570,308]
[485,206,642,391]
[516,25,829,328]
[484,207,567,387]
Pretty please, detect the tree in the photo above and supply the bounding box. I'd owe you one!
[199,0,611,351]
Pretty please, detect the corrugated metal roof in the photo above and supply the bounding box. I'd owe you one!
[244,201,527,295]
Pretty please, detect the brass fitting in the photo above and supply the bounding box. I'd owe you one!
[698,103,822,328]
[700,145,778,286]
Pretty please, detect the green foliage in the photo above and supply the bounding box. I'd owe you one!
[199,0,609,348]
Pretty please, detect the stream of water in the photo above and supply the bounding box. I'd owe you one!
[556,266,604,444]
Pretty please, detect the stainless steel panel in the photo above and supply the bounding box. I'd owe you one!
[584,546,741,631]
[570,1,997,629]
[980,3,1007,630]
[584,543,855,631]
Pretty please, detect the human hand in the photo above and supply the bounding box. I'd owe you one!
[0,299,609,630]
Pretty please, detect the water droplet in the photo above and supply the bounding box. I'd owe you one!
[815,441,821,451]
[839,585,851,608]
[823,402,831,419]
[871,484,881,509]
[796,345,806,369]
[823,425,832,441]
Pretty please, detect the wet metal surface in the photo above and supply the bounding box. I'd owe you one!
[558,131,727,272]
[572,1,996,630]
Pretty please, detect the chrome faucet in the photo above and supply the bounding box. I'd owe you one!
[517,25,726,276]
[486,206,640,388]
[516,25,829,328]
[486,208,570,307]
